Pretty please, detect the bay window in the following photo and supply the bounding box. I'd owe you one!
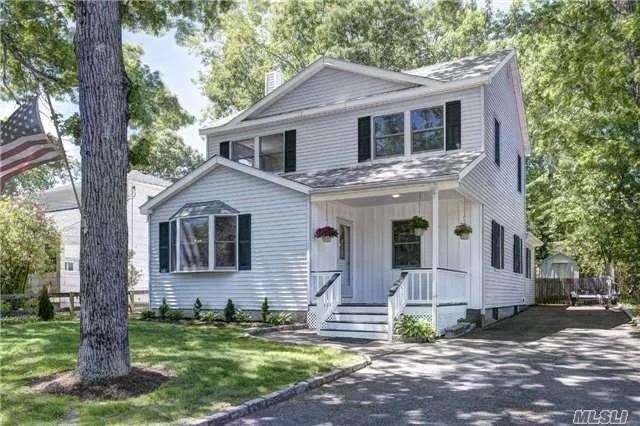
[180,217,210,271]
[214,216,237,269]
[411,107,444,153]
[374,113,404,158]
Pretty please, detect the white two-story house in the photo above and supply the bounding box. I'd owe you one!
[141,49,543,339]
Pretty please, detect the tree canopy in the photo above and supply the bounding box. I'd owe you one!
[196,0,639,295]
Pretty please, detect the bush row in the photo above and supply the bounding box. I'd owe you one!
[141,297,292,325]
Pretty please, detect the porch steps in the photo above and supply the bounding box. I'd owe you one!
[318,304,389,340]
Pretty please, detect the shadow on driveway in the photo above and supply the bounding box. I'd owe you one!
[230,306,640,425]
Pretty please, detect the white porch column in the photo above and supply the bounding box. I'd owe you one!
[432,188,439,333]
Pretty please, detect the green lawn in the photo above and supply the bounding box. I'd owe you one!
[0,319,361,425]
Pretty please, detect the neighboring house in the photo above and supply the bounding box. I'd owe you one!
[141,49,543,339]
[35,171,170,306]
[539,253,580,279]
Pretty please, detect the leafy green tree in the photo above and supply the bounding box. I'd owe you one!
[0,196,60,295]
[129,130,203,180]
[1,159,80,195]
[37,286,55,321]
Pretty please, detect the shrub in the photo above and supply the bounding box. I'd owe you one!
[140,310,156,320]
[224,299,236,322]
[158,298,170,320]
[454,223,473,237]
[235,309,253,322]
[394,315,436,342]
[261,297,270,322]
[193,298,203,320]
[0,301,12,317]
[166,309,183,321]
[37,287,54,321]
[201,311,220,322]
[23,298,38,312]
[266,312,292,325]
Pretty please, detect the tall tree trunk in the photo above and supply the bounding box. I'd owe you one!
[75,0,131,382]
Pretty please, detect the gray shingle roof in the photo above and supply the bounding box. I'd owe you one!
[284,150,482,190]
[404,50,512,82]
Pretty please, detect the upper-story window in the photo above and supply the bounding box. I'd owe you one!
[259,134,284,172]
[232,139,255,167]
[411,107,444,153]
[374,113,404,158]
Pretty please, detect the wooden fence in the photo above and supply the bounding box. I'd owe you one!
[535,277,611,304]
[1,290,149,315]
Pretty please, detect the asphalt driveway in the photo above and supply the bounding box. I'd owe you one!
[229,306,640,425]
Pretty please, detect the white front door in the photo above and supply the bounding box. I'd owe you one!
[337,219,353,299]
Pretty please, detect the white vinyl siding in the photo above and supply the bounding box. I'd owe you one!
[149,167,309,312]
[253,68,415,119]
[207,88,483,171]
[459,59,528,309]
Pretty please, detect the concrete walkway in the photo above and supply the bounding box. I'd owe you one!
[230,306,640,425]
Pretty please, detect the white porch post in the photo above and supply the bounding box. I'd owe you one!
[431,188,439,333]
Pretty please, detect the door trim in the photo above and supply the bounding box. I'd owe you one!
[336,217,353,300]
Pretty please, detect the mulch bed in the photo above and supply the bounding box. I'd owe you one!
[30,366,173,400]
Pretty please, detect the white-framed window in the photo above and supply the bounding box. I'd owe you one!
[64,261,74,271]
[231,139,255,167]
[179,216,210,271]
[374,113,404,158]
[214,215,237,269]
[392,220,421,269]
[259,133,284,172]
[411,106,444,153]
[173,215,238,272]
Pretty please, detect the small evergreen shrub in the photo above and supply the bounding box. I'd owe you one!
[193,298,203,320]
[201,311,220,322]
[37,287,54,321]
[266,312,292,325]
[140,310,156,320]
[0,301,12,317]
[166,309,183,321]
[224,299,236,322]
[158,298,170,320]
[235,309,253,322]
[394,315,436,342]
[261,297,270,322]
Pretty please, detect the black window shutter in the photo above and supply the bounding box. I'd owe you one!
[525,247,531,278]
[238,214,251,270]
[517,154,522,192]
[491,221,498,268]
[358,116,371,162]
[170,220,177,272]
[159,222,170,273]
[219,141,230,159]
[284,130,296,173]
[445,100,461,151]
[494,119,500,166]
[500,225,505,269]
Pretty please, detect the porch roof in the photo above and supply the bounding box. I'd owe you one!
[284,150,482,190]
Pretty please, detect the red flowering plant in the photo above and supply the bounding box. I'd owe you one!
[314,226,339,241]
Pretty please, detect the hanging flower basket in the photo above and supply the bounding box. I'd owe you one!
[409,216,429,236]
[454,223,473,240]
[314,226,339,243]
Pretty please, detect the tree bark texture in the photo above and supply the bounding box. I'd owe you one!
[75,0,131,382]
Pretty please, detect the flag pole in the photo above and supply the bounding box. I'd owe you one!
[42,88,81,215]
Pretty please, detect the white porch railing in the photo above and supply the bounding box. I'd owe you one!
[402,268,467,304]
[310,271,341,333]
[387,272,409,342]
[309,271,340,302]
[437,269,467,305]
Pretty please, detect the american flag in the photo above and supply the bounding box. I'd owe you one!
[0,99,62,188]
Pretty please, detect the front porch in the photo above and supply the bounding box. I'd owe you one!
[306,182,483,339]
